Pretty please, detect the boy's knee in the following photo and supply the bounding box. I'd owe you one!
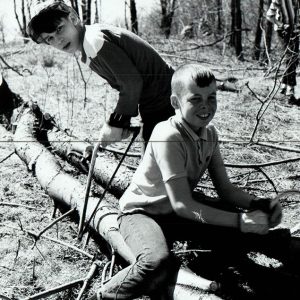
[138,249,170,273]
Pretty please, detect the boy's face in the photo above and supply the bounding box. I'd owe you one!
[174,79,217,132]
[39,17,81,54]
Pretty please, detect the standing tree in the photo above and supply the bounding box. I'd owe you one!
[253,0,264,60]
[70,0,80,16]
[94,0,100,23]
[0,15,6,44]
[262,0,273,64]
[230,0,243,60]
[13,0,30,42]
[81,0,92,25]
[216,0,223,31]
[160,0,177,38]
[129,0,138,34]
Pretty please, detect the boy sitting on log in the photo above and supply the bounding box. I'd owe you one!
[27,0,174,146]
[88,64,283,299]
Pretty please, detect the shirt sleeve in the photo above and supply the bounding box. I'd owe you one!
[151,130,187,183]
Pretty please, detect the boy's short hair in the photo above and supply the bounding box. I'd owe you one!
[171,64,216,98]
[27,0,74,43]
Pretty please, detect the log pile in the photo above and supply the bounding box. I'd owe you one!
[1,75,300,299]
[1,76,226,299]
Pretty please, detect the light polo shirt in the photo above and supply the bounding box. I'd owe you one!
[119,115,220,215]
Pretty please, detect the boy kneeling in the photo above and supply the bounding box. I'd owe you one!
[89,64,282,299]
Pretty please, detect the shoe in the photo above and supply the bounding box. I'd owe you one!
[285,85,295,96]
[288,95,300,106]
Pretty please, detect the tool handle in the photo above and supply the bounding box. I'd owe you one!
[128,126,141,138]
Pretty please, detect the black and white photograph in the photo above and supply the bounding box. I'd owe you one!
[0,0,300,299]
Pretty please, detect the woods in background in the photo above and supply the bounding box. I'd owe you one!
[7,0,300,63]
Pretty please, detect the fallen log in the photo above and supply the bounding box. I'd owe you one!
[13,106,135,264]
[47,127,133,198]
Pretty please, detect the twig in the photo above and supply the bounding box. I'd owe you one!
[256,167,277,193]
[13,239,21,264]
[36,208,76,239]
[0,151,15,164]
[23,278,84,300]
[0,294,12,300]
[260,20,271,67]
[176,32,233,52]
[173,249,212,254]
[256,142,300,153]
[0,202,40,210]
[6,225,94,259]
[76,261,100,300]
[74,55,88,108]
[291,222,300,234]
[0,54,26,77]
[160,52,209,63]
[245,81,263,103]
[249,48,287,142]
[225,156,300,168]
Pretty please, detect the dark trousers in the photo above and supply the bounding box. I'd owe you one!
[140,102,175,142]
[278,30,299,87]
[98,211,291,299]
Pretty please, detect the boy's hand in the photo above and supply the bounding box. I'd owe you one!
[99,123,130,147]
[239,211,269,235]
[250,197,282,228]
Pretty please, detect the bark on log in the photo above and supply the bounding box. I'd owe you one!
[13,107,135,264]
[47,128,133,198]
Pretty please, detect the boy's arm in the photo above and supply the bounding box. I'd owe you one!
[208,144,282,227]
[165,177,239,228]
[154,131,268,233]
[208,144,254,209]
[165,177,270,234]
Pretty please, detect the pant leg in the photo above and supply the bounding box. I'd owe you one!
[154,213,291,261]
[286,32,299,86]
[99,213,174,299]
[280,31,299,86]
[140,103,175,143]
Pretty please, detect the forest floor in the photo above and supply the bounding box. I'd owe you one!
[0,33,300,300]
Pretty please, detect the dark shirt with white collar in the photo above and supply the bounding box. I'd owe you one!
[120,115,220,215]
[81,23,174,117]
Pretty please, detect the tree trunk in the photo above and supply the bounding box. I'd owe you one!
[124,0,129,30]
[47,129,133,198]
[94,0,100,23]
[81,0,92,24]
[129,0,138,34]
[70,0,79,15]
[216,0,223,31]
[13,0,29,42]
[253,0,264,60]
[160,0,177,38]
[230,0,243,60]
[262,0,273,64]
[13,107,135,264]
